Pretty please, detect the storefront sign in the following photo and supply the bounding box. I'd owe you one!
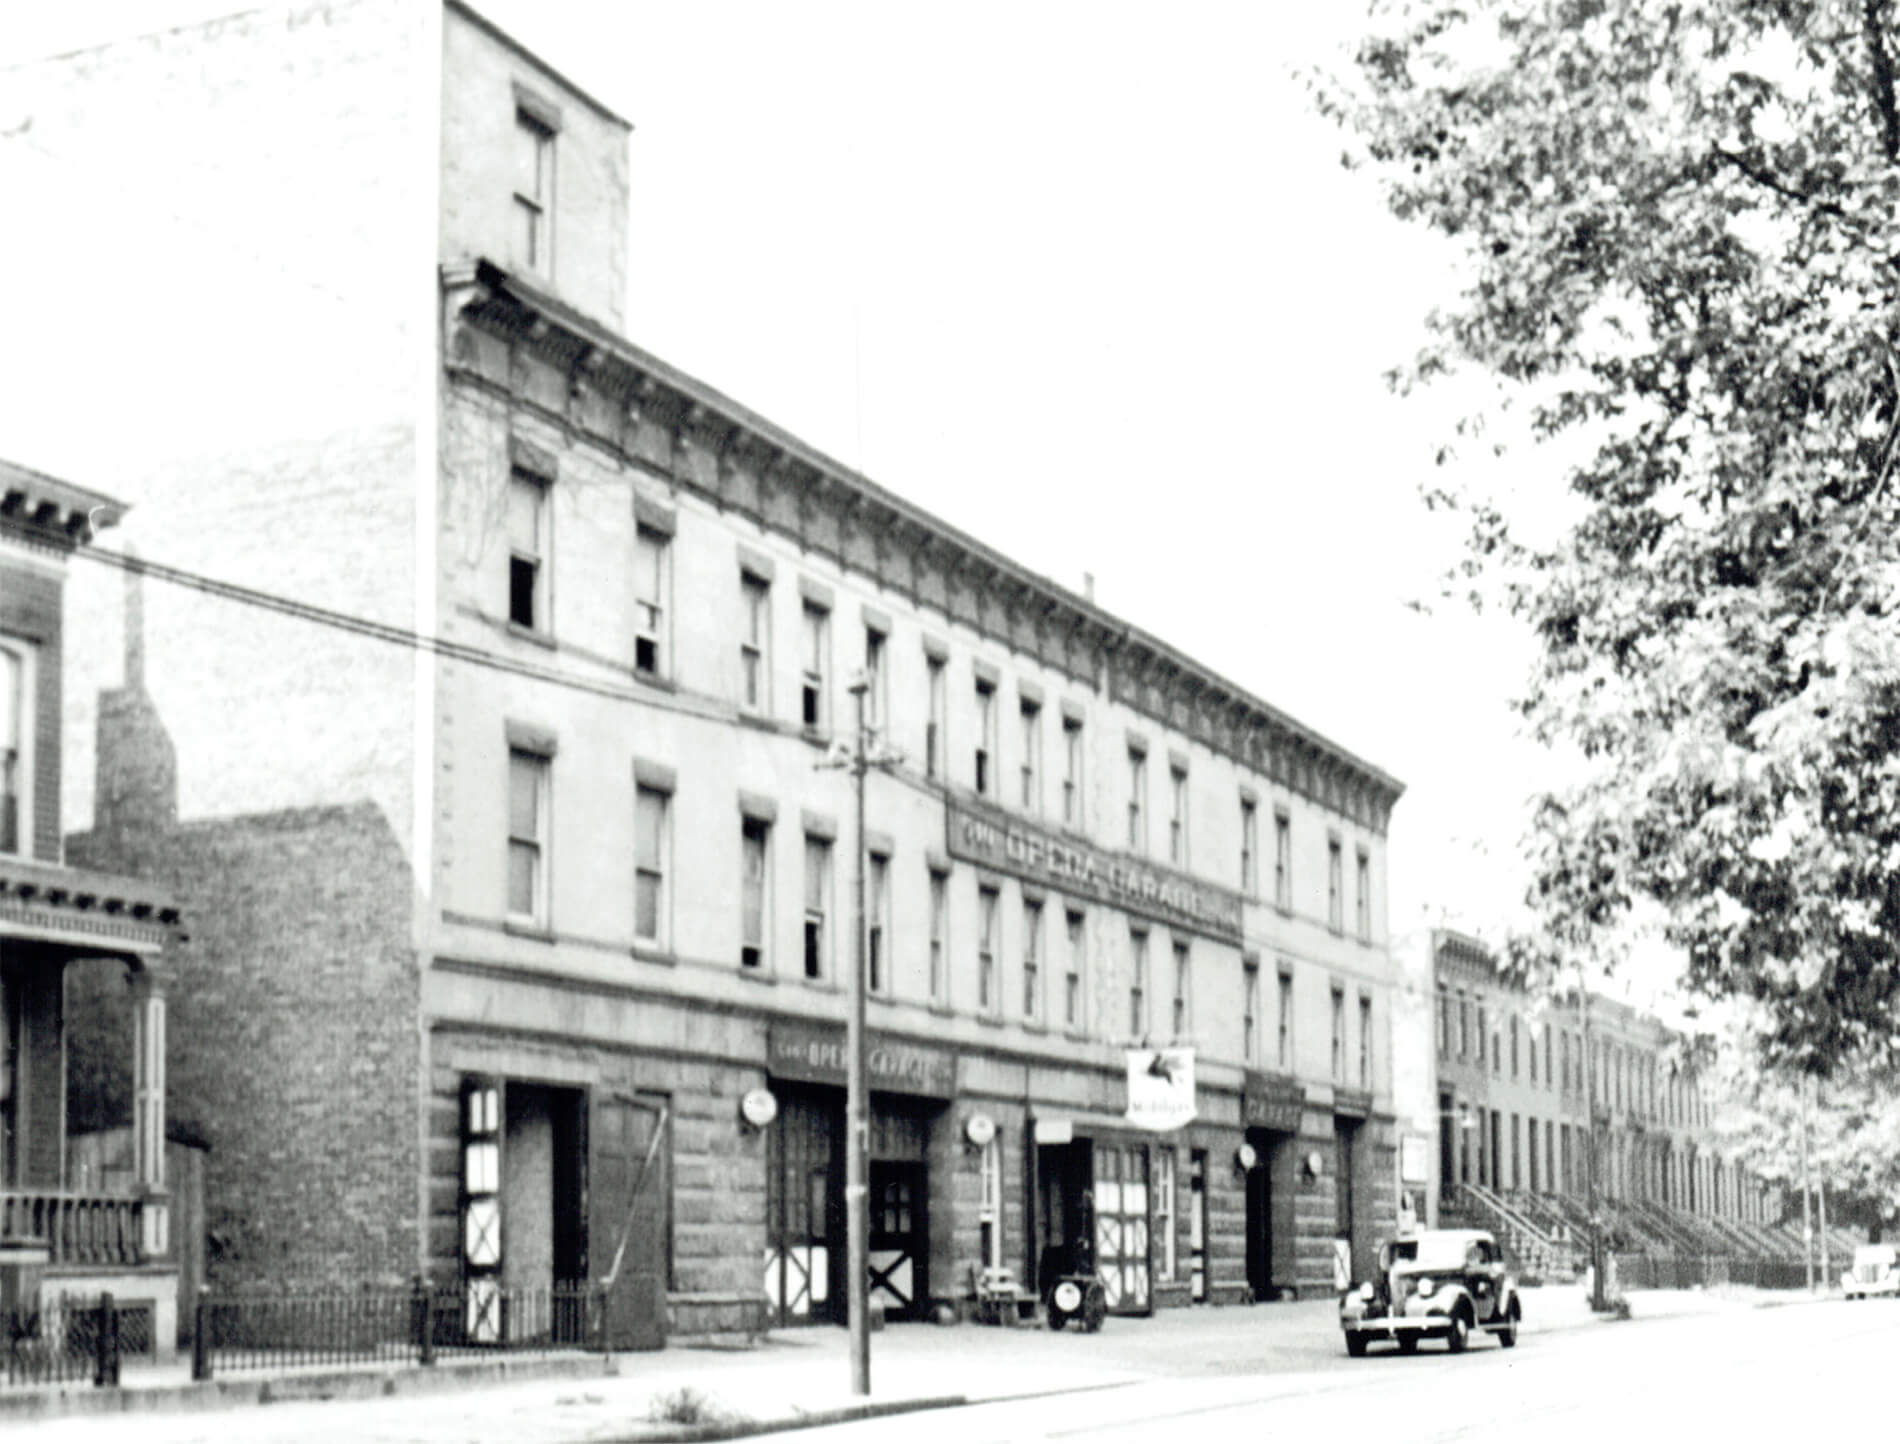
[768,1021,956,1099]
[965,1113,997,1147]
[1241,1072,1306,1133]
[1125,1047,1197,1132]
[740,1088,779,1128]
[946,800,1246,943]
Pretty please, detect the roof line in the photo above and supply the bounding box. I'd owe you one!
[445,0,632,130]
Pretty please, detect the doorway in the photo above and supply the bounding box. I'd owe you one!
[868,1160,928,1320]
[1189,1150,1208,1303]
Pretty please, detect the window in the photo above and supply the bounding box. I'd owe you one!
[928,869,949,1003]
[1492,1023,1501,1076]
[974,678,996,796]
[1168,765,1188,866]
[1062,715,1084,827]
[1276,968,1293,1069]
[1273,810,1291,910]
[977,886,1000,1013]
[508,470,549,632]
[513,106,555,274]
[1129,929,1149,1038]
[1510,1015,1520,1079]
[1358,994,1373,1088]
[1459,992,1470,1059]
[979,1134,1003,1269]
[864,626,888,731]
[1022,899,1043,1021]
[507,749,550,923]
[1019,699,1042,812]
[1064,911,1085,1030]
[1330,985,1346,1082]
[1529,1030,1538,1085]
[1171,940,1191,1039]
[868,852,890,994]
[740,574,770,711]
[926,655,946,780]
[0,642,28,857]
[634,784,668,944]
[633,526,667,678]
[1355,847,1371,941]
[1243,961,1261,1063]
[1127,748,1147,851]
[803,835,831,979]
[1240,798,1258,895]
[1326,838,1343,931]
[741,817,769,969]
[1155,1147,1177,1281]
[1436,984,1449,1057]
[801,603,829,730]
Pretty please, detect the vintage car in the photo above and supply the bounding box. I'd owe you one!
[1842,1243,1900,1299]
[1338,1227,1521,1356]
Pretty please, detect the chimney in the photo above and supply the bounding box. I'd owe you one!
[1083,572,1095,603]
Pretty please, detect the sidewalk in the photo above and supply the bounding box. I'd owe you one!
[4,1284,1823,1442]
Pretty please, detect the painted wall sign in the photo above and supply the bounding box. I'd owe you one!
[946,799,1246,943]
[1125,1047,1197,1132]
[1241,1072,1306,1133]
[767,1020,957,1100]
[1400,1133,1430,1186]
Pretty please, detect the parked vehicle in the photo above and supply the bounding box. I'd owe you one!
[1338,1228,1521,1357]
[1842,1243,1899,1300]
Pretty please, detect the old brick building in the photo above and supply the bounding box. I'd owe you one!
[19,1,1405,1336]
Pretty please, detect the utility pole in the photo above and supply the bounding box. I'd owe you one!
[1799,1078,1814,1294]
[822,670,899,1398]
[1814,1076,1830,1293]
[844,673,871,1397]
[1578,972,1606,1312]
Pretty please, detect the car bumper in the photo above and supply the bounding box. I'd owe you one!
[1342,1315,1455,1340]
[1844,1281,1899,1298]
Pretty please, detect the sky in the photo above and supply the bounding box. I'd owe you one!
[1,2,1600,985]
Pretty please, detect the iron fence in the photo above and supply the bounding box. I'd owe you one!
[4,1295,126,1389]
[1610,1252,1811,1290]
[192,1280,602,1380]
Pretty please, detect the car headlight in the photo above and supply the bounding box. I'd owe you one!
[1357,1282,1375,1302]
[1416,1276,1435,1298]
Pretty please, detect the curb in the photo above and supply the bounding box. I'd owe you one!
[0,1352,619,1422]
[599,1393,969,1443]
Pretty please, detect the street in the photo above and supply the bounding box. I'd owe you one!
[11,1292,1892,1443]
[771,1301,1898,1443]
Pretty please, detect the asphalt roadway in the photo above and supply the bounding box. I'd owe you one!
[777,1295,1900,1443]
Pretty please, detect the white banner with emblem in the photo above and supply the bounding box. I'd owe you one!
[1124,1047,1196,1132]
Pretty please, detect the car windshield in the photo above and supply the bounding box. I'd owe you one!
[1386,1235,1478,1270]
[1854,1246,1895,1265]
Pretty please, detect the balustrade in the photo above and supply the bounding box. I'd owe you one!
[0,1191,144,1267]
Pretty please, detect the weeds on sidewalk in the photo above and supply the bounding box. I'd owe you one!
[648,1386,734,1426]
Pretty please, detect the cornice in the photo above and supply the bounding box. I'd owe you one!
[442,258,1406,831]
[0,457,127,551]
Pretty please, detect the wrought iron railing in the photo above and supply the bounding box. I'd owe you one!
[4,1295,128,1389]
[193,1280,602,1380]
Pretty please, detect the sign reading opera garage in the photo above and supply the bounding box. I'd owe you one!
[946,799,1246,943]
[768,1020,957,1099]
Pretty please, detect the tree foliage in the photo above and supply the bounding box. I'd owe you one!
[1327,0,1900,1073]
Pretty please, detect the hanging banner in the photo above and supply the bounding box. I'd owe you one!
[1125,1047,1197,1132]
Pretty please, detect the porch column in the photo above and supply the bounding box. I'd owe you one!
[131,966,169,1259]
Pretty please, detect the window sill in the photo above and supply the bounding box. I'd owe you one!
[803,979,843,994]
[503,919,556,943]
[975,1013,1006,1029]
[801,726,833,748]
[630,942,677,967]
[1063,1028,1090,1044]
[736,709,781,735]
[737,968,778,985]
[506,622,557,651]
[633,669,677,694]
[927,1001,956,1018]
[1021,1019,1049,1036]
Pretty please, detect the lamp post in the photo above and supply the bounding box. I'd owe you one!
[1577,973,1607,1312]
[823,670,900,1397]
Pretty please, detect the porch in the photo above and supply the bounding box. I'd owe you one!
[0,858,182,1353]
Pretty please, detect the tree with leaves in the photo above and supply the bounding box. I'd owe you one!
[1325,0,1900,1073]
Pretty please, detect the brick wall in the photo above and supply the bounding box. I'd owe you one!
[71,800,421,1288]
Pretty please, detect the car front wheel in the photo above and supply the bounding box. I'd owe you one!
[1345,1331,1369,1357]
[1446,1309,1470,1354]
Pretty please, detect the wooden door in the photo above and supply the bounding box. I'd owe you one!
[868,1161,928,1320]
[589,1090,667,1351]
